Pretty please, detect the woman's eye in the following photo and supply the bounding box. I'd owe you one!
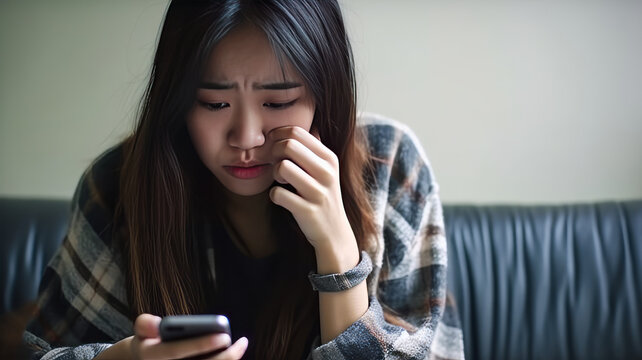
[198,101,229,111]
[264,99,297,109]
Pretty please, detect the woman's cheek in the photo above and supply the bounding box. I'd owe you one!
[266,106,314,131]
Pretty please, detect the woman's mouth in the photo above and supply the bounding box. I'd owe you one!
[223,164,270,179]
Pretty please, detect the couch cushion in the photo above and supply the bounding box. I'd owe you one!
[0,198,70,315]
[444,201,642,360]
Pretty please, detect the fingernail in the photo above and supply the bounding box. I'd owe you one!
[239,337,249,348]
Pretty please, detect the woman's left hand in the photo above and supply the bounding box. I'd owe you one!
[268,126,359,271]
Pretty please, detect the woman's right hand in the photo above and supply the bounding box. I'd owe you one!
[94,313,248,359]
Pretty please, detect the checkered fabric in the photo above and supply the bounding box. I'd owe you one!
[23,113,464,359]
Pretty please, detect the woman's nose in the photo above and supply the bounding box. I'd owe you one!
[227,108,265,150]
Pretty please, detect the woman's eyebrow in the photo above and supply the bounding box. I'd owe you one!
[199,82,234,90]
[255,81,302,90]
[198,81,302,90]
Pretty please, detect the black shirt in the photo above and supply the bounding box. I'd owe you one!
[207,221,282,359]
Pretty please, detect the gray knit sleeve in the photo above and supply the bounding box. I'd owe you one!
[23,331,112,360]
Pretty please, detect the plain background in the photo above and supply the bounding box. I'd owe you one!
[1,0,641,204]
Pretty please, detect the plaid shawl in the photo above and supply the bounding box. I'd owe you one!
[23,113,464,359]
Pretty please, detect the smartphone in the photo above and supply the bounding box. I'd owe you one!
[159,314,231,342]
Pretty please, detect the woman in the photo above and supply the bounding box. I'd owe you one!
[23,0,464,359]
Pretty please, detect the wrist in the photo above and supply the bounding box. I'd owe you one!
[314,242,360,275]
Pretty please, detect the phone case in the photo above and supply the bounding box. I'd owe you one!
[159,314,231,342]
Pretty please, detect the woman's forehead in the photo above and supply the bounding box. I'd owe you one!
[202,23,302,85]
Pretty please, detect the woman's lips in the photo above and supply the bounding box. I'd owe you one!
[224,164,270,179]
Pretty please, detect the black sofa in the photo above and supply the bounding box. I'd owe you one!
[2,197,641,359]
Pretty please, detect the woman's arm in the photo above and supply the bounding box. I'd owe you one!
[268,126,370,343]
[314,240,369,344]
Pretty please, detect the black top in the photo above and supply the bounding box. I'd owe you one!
[207,220,282,359]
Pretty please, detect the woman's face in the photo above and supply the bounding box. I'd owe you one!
[187,24,315,196]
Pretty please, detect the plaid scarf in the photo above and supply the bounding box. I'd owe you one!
[24,113,464,359]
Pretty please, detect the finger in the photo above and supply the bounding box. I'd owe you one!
[272,137,336,185]
[134,314,161,339]
[140,333,231,360]
[268,126,335,163]
[273,160,288,185]
[270,185,310,216]
[274,159,325,201]
[208,337,249,360]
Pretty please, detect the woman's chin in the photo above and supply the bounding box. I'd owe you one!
[218,177,274,198]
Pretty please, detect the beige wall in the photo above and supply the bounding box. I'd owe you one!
[2,1,641,203]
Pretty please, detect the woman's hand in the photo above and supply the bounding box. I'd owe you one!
[268,126,360,273]
[95,313,248,360]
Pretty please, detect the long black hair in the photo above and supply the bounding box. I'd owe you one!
[116,1,377,358]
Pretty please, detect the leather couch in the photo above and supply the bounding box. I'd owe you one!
[2,197,641,359]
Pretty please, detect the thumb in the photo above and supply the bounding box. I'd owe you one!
[134,313,161,339]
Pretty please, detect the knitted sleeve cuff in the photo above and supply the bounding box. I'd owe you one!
[308,251,373,292]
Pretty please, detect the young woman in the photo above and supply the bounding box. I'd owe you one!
[24,1,464,359]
